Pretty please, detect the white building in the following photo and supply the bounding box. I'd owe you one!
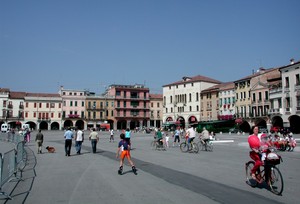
[279,60,300,129]
[162,75,221,128]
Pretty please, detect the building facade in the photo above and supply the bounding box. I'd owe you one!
[24,93,62,130]
[163,75,221,128]
[107,84,150,130]
[149,94,163,128]
[218,82,235,120]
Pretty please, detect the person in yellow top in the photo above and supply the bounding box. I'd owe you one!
[89,128,99,153]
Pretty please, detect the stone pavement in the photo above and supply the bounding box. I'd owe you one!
[1,131,299,204]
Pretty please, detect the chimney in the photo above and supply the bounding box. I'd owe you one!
[290,58,295,64]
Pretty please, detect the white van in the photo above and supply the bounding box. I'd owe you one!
[1,123,10,133]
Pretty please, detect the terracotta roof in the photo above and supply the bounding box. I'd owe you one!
[149,94,163,99]
[279,60,300,70]
[0,88,10,92]
[26,92,61,97]
[234,67,278,83]
[163,75,222,87]
[218,82,235,91]
[9,91,26,99]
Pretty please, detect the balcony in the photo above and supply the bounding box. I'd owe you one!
[19,105,24,109]
[68,114,80,118]
[268,108,283,115]
[7,104,13,109]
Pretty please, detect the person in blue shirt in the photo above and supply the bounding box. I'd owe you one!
[116,133,136,175]
[64,127,74,156]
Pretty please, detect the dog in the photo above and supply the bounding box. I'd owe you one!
[45,146,56,153]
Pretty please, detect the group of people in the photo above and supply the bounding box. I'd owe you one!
[153,126,215,150]
[63,127,100,156]
[247,125,297,183]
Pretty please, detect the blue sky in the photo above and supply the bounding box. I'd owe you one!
[1,0,299,94]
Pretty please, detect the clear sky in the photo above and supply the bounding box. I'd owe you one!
[1,0,299,94]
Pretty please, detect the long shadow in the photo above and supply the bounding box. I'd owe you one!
[52,140,284,204]
[1,146,37,204]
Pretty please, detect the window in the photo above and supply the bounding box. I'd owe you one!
[157,102,160,108]
[116,91,121,96]
[82,101,84,107]
[189,106,192,111]
[70,101,73,106]
[151,102,153,108]
[170,96,173,104]
[189,93,192,102]
[34,103,37,108]
[296,74,300,85]
[285,77,290,88]
[253,93,256,102]
[259,92,262,101]
[26,102,28,108]
[74,92,77,96]
[75,101,78,107]
[196,93,199,101]
[265,91,269,100]
[51,103,55,108]
[39,103,42,108]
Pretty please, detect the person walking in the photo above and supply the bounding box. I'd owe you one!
[173,126,181,147]
[116,133,136,175]
[89,128,99,153]
[75,127,84,154]
[110,129,114,142]
[35,129,44,154]
[64,127,74,156]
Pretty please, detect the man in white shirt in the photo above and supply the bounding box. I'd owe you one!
[75,127,84,155]
[186,125,196,150]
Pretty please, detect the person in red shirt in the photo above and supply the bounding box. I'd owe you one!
[248,126,263,182]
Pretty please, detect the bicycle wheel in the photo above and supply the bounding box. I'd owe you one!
[206,143,213,152]
[245,161,256,186]
[180,142,188,153]
[197,141,205,151]
[192,142,199,153]
[150,141,156,150]
[268,166,284,195]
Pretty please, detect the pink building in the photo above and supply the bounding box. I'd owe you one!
[107,84,150,130]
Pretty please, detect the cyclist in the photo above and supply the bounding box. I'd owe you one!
[200,127,210,150]
[248,126,263,182]
[186,125,196,151]
[156,128,164,146]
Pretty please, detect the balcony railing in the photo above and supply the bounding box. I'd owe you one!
[19,105,24,109]
[7,104,13,109]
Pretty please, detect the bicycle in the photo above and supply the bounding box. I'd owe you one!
[180,137,199,153]
[197,138,213,152]
[245,150,284,195]
[150,138,166,151]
